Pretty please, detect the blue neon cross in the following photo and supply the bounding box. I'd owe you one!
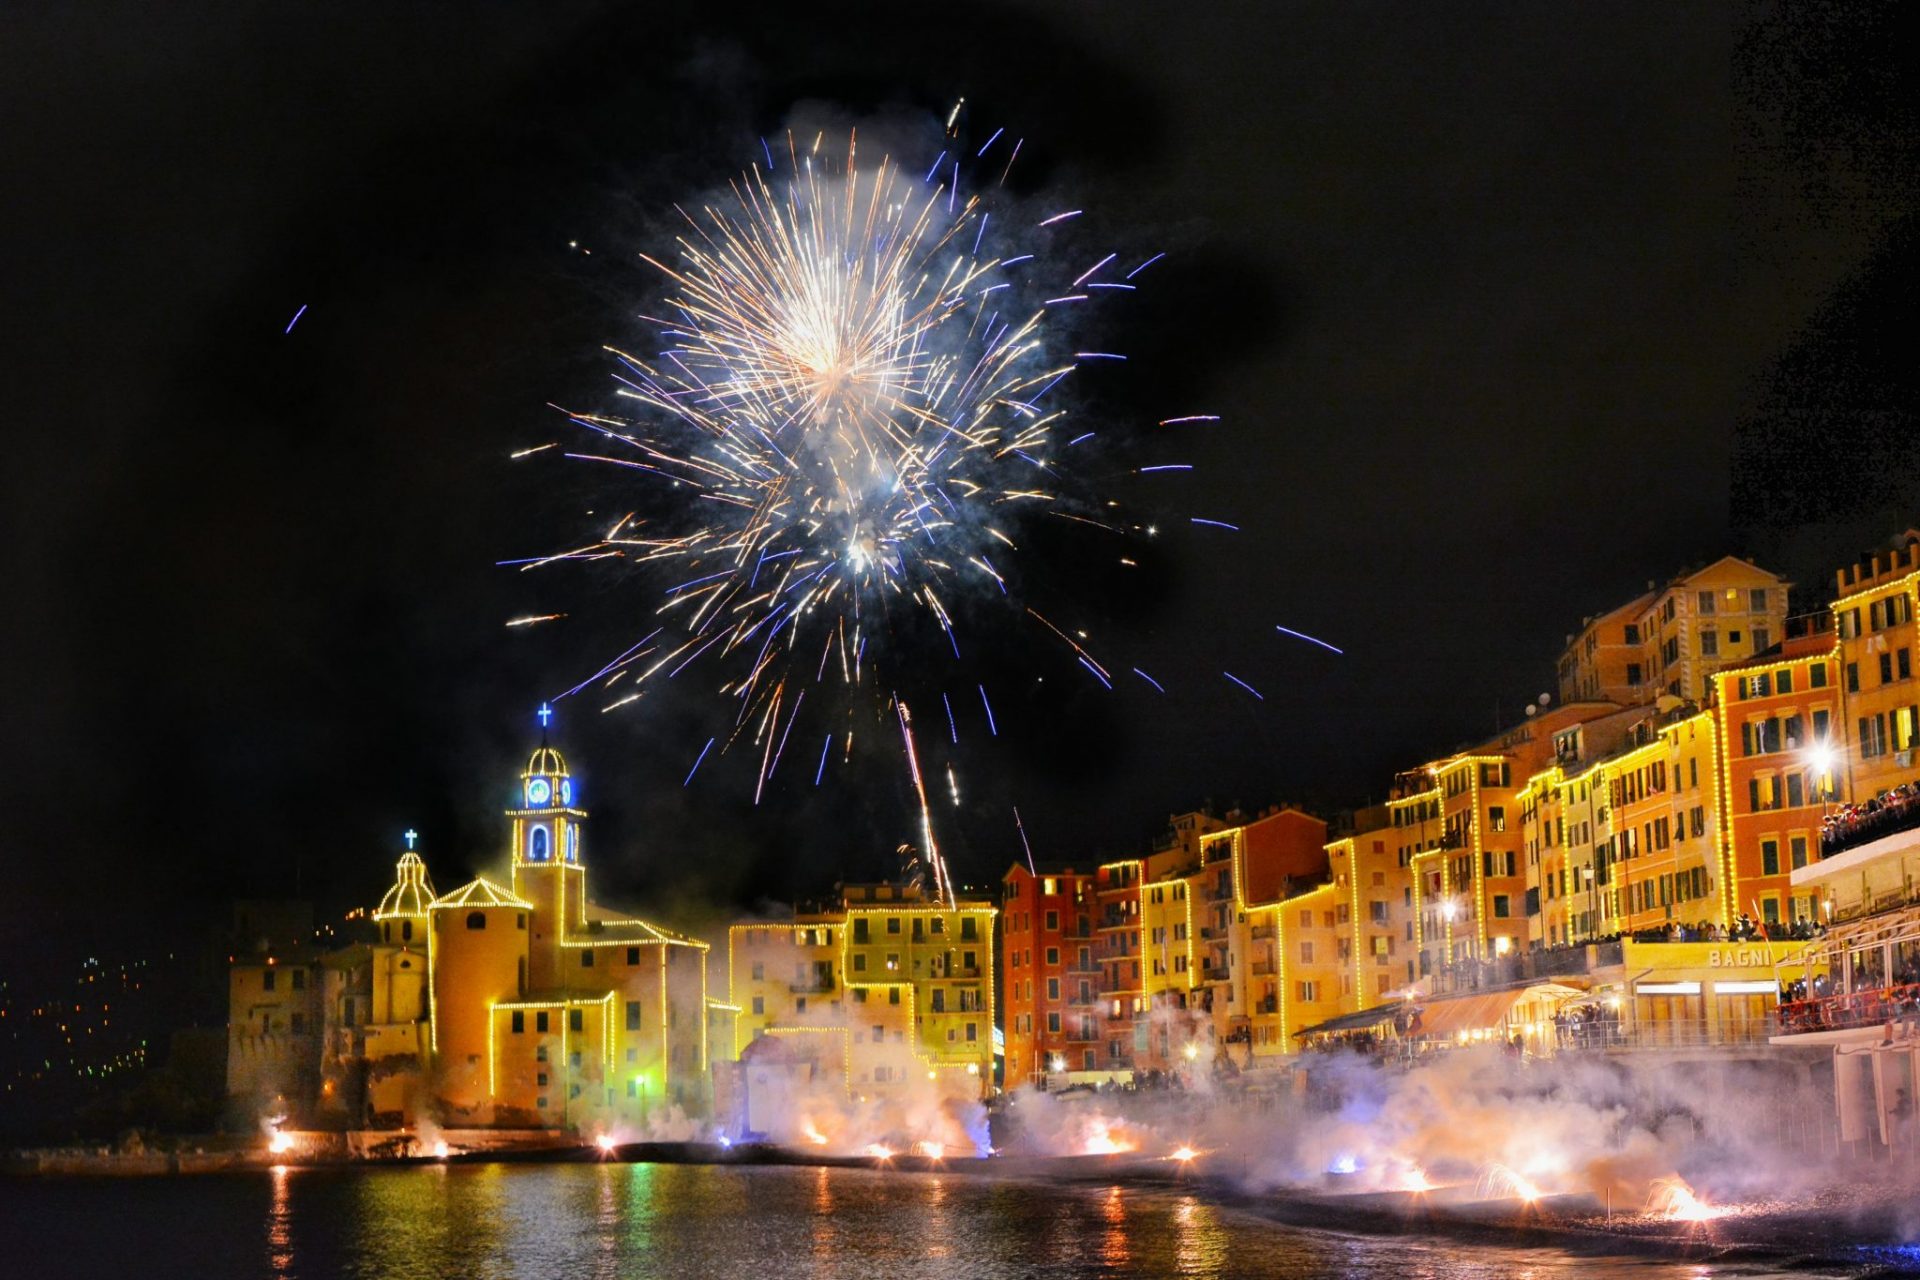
[537,702,554,729]
[404,829,418,850]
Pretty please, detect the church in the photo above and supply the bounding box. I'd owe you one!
[226,713,717,1135]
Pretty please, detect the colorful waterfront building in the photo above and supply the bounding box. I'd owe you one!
[998,864,1098,1086]
[1832,530,1920,801]
[727,881,996,1102]
[1710,628,1844,929]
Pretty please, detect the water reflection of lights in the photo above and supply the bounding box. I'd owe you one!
[267,1165,293,1277]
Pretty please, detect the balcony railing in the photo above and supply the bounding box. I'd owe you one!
[1202,965,1230,982]
[1250,961,1275,977]
[1251,925,1275,941]
[1550,1017,1777,1051]
[1777,984,1920,1036]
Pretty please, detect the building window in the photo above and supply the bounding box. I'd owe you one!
[1750,588,1768,613]
[536,1011,550,1033]
[1761,840,1780,876]
[466,911,487,930]
[1699,630,1718,657]
[529,826,548,862]
[569,1009,583,1033]
[886,917,901,934]
[262,969,276,991]
[1045,910,1059,931]
[1488,806,1506,832]
[626,1001,641,1031]
[581,950,594,968]
[627,947,640,965]
[1697,591,1715,615]
[751,997,764,1015]
[537,1096,548,1110]
[536,1046,548,1063]
[1045,947,1059,966]
[537,1072,548,1088]
[512,1011,525,1034]
[627,1079,638,1098]
[1493,895,1511,918]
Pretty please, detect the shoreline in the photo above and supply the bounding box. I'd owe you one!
[8,1141,1914,1275]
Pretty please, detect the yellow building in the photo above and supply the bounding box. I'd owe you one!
[229,719,713,1135]
[728,882,996,1100]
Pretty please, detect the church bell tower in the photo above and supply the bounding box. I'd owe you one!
[510,703,588,989]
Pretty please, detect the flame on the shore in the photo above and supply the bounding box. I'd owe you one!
[912,1140,945,1160]
[594,1134,617,1154]
[1170,1145,1198,1162]
[1647,1176,1723,1222]
[267,1130,295,1155]
[1396,1166,1435,1193]
[1477,1162,1543,1203]
[432,1140,450,1159]
[1083,1122,1138,1156]
[802,1121,830,1147]
[864,1143,894,1160]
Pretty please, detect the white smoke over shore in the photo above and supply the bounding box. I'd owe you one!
[997,1047,1846,1214]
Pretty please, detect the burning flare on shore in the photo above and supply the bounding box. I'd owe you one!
[1646,1176,1723,1222]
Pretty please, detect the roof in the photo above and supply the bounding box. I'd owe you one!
[1294,1004,1401,1038]
[581,903,704,945]
[430,876,533,910]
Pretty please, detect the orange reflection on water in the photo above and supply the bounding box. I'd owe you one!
[266,1166,293,1278]
[1172,1194,1228,1276]
[1099,1184,1130,1268]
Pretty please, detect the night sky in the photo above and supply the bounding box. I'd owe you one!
[4,2,1917,959]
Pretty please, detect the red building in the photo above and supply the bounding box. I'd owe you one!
[999,865,1097,1088]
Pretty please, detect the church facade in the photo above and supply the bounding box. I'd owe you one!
[227,727,715,1133]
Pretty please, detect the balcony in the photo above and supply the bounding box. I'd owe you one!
[1202,965,1230,983]
[1251,924,1274,941]
[1255,996,1278,1015]
[1820,785,1920,860]
[1250,961,1275,977]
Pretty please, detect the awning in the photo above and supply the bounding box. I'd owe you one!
[1294,1005,1401,1038]
[1409,983,1583,1040]
[1409,990,1529,1040]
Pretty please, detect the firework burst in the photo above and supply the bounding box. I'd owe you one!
[529,127,1166,882]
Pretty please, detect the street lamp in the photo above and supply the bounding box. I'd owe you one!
[1582,866,1596,942]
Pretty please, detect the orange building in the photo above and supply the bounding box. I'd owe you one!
[999,865,1098,1085]
[1711,631,1845,929]
[1832,530,1920,801]
[1557,558,1789,707]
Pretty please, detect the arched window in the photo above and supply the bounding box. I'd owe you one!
[466,911,487,930]
[401,919,413,941]
[566,827,579,864]
[529,826,549,862]
[382,923,392,943]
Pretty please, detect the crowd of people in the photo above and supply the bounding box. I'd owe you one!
[1820,781,1920,858]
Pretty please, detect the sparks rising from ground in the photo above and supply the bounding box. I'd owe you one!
[537,129,1165,822]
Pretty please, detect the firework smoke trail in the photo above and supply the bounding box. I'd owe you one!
[535,129,1161,820]
[897,701,954,908]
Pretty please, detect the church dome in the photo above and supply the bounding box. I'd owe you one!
[523,745,569,779]
[375,851,436,920]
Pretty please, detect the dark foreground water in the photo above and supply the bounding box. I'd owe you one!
[0,1163,1814,1279]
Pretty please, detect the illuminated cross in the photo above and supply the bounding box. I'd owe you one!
[404,829,418,850]
[537,702,554,730]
